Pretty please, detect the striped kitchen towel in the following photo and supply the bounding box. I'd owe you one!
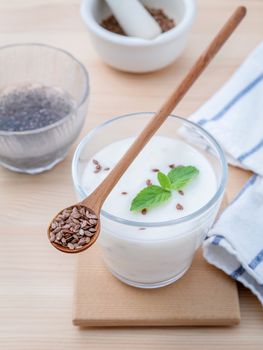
[190,42,263,305]
[191,42,263,176]
[203,175,263,304]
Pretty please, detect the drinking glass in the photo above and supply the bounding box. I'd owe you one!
[72,113,227,288]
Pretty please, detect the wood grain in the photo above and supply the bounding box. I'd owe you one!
[0,0,262,349]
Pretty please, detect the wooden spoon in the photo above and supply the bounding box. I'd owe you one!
[48,6,246,253]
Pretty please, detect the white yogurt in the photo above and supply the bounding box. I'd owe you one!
[81,136,219,288]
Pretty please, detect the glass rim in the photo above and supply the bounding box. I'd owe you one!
[72,112,228,227]
[0,43,89,136]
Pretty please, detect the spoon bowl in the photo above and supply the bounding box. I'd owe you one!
[48,203,100,253]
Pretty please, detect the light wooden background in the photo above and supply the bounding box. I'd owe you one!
[0,0,262,349]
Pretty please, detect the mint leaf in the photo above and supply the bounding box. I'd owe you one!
[157,171,171,190]
[130,165,199,213]
[130,185,171,212]
[168,166,199,190]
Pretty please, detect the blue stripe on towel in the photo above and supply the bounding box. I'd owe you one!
[197,72,263,126]
[249,249,263,270]
[212,234,224,245]
[231,265,245,279]
[229,174,258,206]
[237,138,263,162]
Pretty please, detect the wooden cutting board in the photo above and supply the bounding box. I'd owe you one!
[73,198,240,327]
[73,246,240,327]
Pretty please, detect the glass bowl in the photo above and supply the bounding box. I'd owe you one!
[0,43,89,174]
[72,113,227,288]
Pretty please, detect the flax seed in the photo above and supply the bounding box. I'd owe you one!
[176,203,184,210]
[146,179,152,186]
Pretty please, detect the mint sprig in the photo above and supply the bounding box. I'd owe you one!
[157,171,171,190]
[130,165,199,212]
[168,166,199,190]
[130,185,171,212]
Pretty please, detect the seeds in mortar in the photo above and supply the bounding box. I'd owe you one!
[145,7,175,33]
[49,206,98,250]
[101,6,175,36]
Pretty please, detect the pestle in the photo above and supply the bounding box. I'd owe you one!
[105,0,162,39]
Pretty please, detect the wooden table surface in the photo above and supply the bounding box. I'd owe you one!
[0,0,262,349]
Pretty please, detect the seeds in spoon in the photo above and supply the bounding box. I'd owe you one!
[49,206,98,250]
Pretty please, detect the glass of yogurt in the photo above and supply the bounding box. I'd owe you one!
[72,113,227,288]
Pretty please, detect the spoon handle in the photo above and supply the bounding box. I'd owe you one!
[86,6,246,210]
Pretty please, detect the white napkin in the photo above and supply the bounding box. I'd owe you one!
[190,42,263,305]
[190,42,263,176]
